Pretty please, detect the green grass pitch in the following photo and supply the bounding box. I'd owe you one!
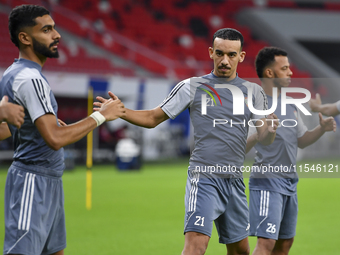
[1,158,340,254]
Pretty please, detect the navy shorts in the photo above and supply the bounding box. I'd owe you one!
[249,189,298,240]
[3,164,66,255]
[184,171,249,244]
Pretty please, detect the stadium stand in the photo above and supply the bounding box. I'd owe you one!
[0,0,318,82]
[0,7,136,76]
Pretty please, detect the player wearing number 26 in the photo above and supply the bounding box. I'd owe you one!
[246,47,336,255]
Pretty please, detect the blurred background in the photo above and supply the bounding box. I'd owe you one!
[0,0,339,168]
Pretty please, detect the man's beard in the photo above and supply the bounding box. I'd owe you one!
[32,38,59,58]
[273,72,289,88]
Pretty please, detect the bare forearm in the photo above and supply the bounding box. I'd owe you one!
[122,108,168,128]
[0,122,11,140]
[55,117,98,148]
[38,98,126,150]
[37,115,98,150]
[317,104,340,117]
[0,108,5,122]
[298,126,324,149]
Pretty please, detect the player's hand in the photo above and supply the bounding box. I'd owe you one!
[108,91,119,100]
[93,91,120,110]
[93,96,108,109]
[58,119,67,126]
[266,113,279,133]
[309,93,322,112]
[0,96,25,129]
[98,98,126,121]
[319,112,336,132]
[93,91,122,112]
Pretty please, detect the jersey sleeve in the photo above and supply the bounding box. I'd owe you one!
[296,109,308,138]
[159,79,192,119]
[250,83,268,120]
[13,69,55,123]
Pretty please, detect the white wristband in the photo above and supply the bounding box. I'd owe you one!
[90,112,106,126]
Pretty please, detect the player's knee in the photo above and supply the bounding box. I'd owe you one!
[181,245,207,255]
[272,238,294,254]
[234,248,250,255]
[227,238,250,255]
[286,237,294,248]
[182,232,209,255]
[182,239,208,255]
[257,237,276,253]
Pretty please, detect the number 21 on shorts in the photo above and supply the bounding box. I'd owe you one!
[194,216,205,226]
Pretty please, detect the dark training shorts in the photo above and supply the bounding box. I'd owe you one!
[3,164,66,255]
[249,189,298,240]
[184,170,250,244]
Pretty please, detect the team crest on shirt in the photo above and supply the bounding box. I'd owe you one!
[198,83,223,106]
[294,110,298,119]
[244,97,248,107]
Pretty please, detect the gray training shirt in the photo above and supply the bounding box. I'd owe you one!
[249,94,308,195]
[160,72,268,177]
[0,58,64,175]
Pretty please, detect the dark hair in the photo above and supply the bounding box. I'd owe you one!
[212,28,244,48]
[9,5,50,48]
[255,47,288,78]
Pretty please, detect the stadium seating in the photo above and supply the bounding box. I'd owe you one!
[53,0,317,82]
[0,0,319,84]
[0,11,135,76]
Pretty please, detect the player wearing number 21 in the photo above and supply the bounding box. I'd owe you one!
[0,5,125,255]
[246,47,336,255]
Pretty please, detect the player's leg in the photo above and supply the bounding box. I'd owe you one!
[249,190,283,255]
[3,167,46,255]
[226,237,250,255]
[271,238,294,255]
[217,178,250,255]
[252,237,276,255]
[51,250,64,255]
[4,164,66,255]
[41,177,67,255]
[181,232,210,255]
[272,193,298,255]
[7,249,66,255]
[182,171,225,255]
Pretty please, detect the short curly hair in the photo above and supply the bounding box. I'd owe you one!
[255,47,288,79]
[8,4,50,48]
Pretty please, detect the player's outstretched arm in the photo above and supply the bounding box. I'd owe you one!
[35,98,125,151]
[121,107,169,128]
[94,91,169,128]
[0,96,25,128]
[298,112,336,149]
[255,113,278,145]
[309,93,340,117]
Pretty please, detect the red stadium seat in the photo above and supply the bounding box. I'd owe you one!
[0,0,314,83]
